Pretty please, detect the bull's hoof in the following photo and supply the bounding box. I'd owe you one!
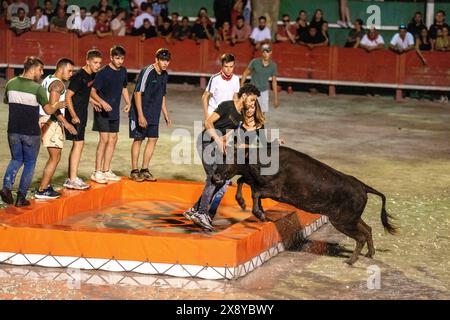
[252,210,266,222]
[236,198,246,210]
[344,258,357,266]
[365,252,375,259]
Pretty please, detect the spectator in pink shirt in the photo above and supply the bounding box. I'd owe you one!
[231,14,251,45]
[276,14,296,43]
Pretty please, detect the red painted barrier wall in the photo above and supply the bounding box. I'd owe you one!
[1,30,449,89]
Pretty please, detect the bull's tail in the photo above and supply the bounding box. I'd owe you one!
[363,184,398,235]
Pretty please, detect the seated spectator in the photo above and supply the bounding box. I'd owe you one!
[407,11,426,38]
[250,16,272,50]
[215,21,232,49]
[125,6,139,35]
[359,27,385,52]
[43,0,54,21]
[10,7,30,36]
[435,26,450,51]
[195,7,213,26]
[416,27,432,51]
[231,0,244,26]
[75,7,96,37]
[310,9,326,33]
[295,10,308,40]
[90,5,99,20]
[136,18,157,41]
[94,10,112,38]
[276,14,296,44]
[158,17,173,43]
[389,24,415,54]
[322,21,330,45]
[298,26,327,49]
[171,12,181,37]
[50,7,68,33]
[111,8,126,36]
[429,10,449,40]
[31,6,49,32]
[231,14,251,45]
[192,15,214,44]
[134,2,155,30]
[176,16,192,40]
[7,0,29,22]
[344,19,364,48]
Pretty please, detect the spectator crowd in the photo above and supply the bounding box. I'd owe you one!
[1,0,450,53]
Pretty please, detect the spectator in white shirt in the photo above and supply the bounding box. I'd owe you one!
[134,2,155,30]
[31,6,49,32]
[359,27,385,52]
[73,7,96,37]
[111,8,126,36]
[389,24,415,54]
[250,16,272,50]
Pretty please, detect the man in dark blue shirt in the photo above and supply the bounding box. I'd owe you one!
[90,45,131,184]
[129,48,172,182]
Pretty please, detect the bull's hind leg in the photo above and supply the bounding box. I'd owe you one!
[235,177,246,210]
[332,221,367,265]
[359,219,375,258]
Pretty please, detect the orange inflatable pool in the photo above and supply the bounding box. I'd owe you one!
[0,180,328,279]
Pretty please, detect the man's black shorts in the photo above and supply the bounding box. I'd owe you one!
[93,112,120,133]
[129,118,159,139]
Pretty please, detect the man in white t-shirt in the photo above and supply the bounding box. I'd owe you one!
[359,27,385,52]
[72,7,96,37]
[250,16,272,50]
[134,2,155,29]
[389,24,415,53]
[31,6,49,32]
[183,53,240,221]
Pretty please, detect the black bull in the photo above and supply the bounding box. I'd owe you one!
[212,146,397,265]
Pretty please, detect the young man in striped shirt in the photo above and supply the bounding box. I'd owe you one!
[129,48,172,182]
[1,57,66,207]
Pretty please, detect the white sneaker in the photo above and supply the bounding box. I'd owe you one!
[90,171,108,184]
[64,177,90,190]
[102,170,121,181]
[75,177,91,190]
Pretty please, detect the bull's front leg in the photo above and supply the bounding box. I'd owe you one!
[251,190,266,222]
[235,176,247,210]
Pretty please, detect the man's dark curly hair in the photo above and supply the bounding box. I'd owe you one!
[237,83,261,98]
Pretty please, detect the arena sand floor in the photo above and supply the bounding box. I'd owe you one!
[0,79,449,299]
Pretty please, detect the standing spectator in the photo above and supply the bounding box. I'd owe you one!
[74,7,96,37]
[134,2,155,29]
[136,18,157,40]
[389,24,415,54]
[231,0,244,26]
[153,0,169,19]
[310,9,326,33]
[50,7,68,33]
[359,27,385,52]
[64,50,103,190]
[344,19,364,48]
[89,45,131,184]
[176,16,191,40]
[337,0,351,28]
[215,21,232,49]
[31,6,49,32]
[295,10,308,40]
[276,14,296,44]
[98,0,109,12]
[1,57,66,207]
[241,44,279,113]
[435,26,450,51]
[1,1,9,18]
[213,0,232,30]
[129,48,172,182]
[158,17,173,43]
[10,8,31,36]
[53,0,67,14]
[243,0,251,25]
[111,8,126,36]
[35,58,76,200]
[95,10,112,38]
[6,0,29,22]
[250,16,272,50]
[43,0,54,21]
[231,14,251,45]
[125,6,139,35]
[192,15,214,44]
[429,10,449,40]
[298,26,327,48]
[407,11,426,38]
[170,12,181,37]
[195,7,213,26]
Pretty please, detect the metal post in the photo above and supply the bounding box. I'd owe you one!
[426,0,435,28]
